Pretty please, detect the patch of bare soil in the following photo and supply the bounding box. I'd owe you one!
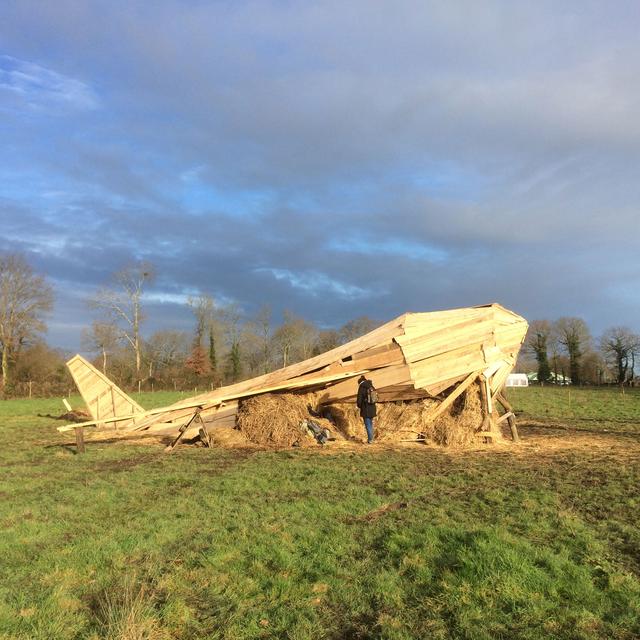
[506,420,640,462]
[94,453,161,472]
[347,501,409,523]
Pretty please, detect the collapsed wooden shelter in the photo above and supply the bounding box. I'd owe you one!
[58,303,528,450]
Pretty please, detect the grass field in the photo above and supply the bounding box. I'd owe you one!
[1,387,639,639]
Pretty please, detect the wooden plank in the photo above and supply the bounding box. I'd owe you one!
[490,361,515,396]
[396,314,495,349]
[340,344,405,371]
[131,314,406,420]
[402,306,489,330]
[58,367,370,432]
[315,364,412,404]
[411,350,488,388]
[495,391,520,442]
[478,374,492,432]
[350,341,400,362]
[399,329,496,364]
[421,371,481,425]
[164,410,201,453]
[422,373,467,396]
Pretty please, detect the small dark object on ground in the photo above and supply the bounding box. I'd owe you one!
[39,410,90,423]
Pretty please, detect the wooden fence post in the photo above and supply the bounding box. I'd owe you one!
[74,427,86,454]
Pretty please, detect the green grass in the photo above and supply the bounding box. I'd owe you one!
[507,386,640,432]
[1,390,639,639]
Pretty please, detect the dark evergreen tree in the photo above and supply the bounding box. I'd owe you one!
[226,341,242,382]
[525,320,552,383]
[208,327,217,374]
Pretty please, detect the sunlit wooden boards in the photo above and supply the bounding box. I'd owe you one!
[398,304,527,395]
[66,355,145,429]
[60,303,528,439]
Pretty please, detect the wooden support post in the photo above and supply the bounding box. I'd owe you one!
[496,391,520,442]
[478,374,492,433]
[423,370,481,425]
[74,427,86,454]
[198,421,212,448]
[164,408,202,453]
[495,390,513,412]
[507,416,520,443]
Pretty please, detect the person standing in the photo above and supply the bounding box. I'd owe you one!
[356,375,377,444]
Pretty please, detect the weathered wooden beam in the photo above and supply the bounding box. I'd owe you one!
[497,411,514,424]
[496,392,520,442]
[478,374,492,432]
[422,370,482,425]
[165,409,202,453]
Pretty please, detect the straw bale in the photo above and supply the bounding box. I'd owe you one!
[326,381,484,447]
[431,382,484,447]
[236,392,336,447]
[237,382,486,449]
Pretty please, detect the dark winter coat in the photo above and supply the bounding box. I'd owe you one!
[357,379,377,418]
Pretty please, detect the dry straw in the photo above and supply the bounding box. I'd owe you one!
[236,383,485,448]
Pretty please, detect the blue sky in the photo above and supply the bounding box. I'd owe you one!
[1,1,639,350]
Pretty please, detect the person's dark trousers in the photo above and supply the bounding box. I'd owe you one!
[364,417,374,443]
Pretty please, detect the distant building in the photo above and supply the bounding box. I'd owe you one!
[527,372,571,385]
[506,373,529,387]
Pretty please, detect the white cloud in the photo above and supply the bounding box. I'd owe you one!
[0,54,99,112]
[255,267,376,299]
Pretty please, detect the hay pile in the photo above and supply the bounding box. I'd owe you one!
[326,384,482,447]
[236,383,486,448]
[236,393,337,447]
[431,382,484,447]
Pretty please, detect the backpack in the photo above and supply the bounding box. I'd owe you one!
[366,385,378,405]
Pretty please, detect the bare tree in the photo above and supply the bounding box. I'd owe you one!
[272,311,318,367]
[188,294,215,348]
[339,316,379,344]
[0,254,53,387]
[554,317,591,385]
[186,294,217,380]
[89,262,154,380]
[314,329,341,355]
[145,330,189,378]
[253,304,273,374]
[600,326,640,385]
[219,303,243,382]
[581,349,609,386]
[81,321,120,373]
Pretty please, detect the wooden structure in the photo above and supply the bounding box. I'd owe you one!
[58,303,528,449]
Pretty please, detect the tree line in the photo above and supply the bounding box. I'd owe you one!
[523,318,639,386]
[1,252,638,398]
[0,255,378,397]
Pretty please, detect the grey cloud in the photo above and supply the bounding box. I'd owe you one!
[1,1,639,350]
